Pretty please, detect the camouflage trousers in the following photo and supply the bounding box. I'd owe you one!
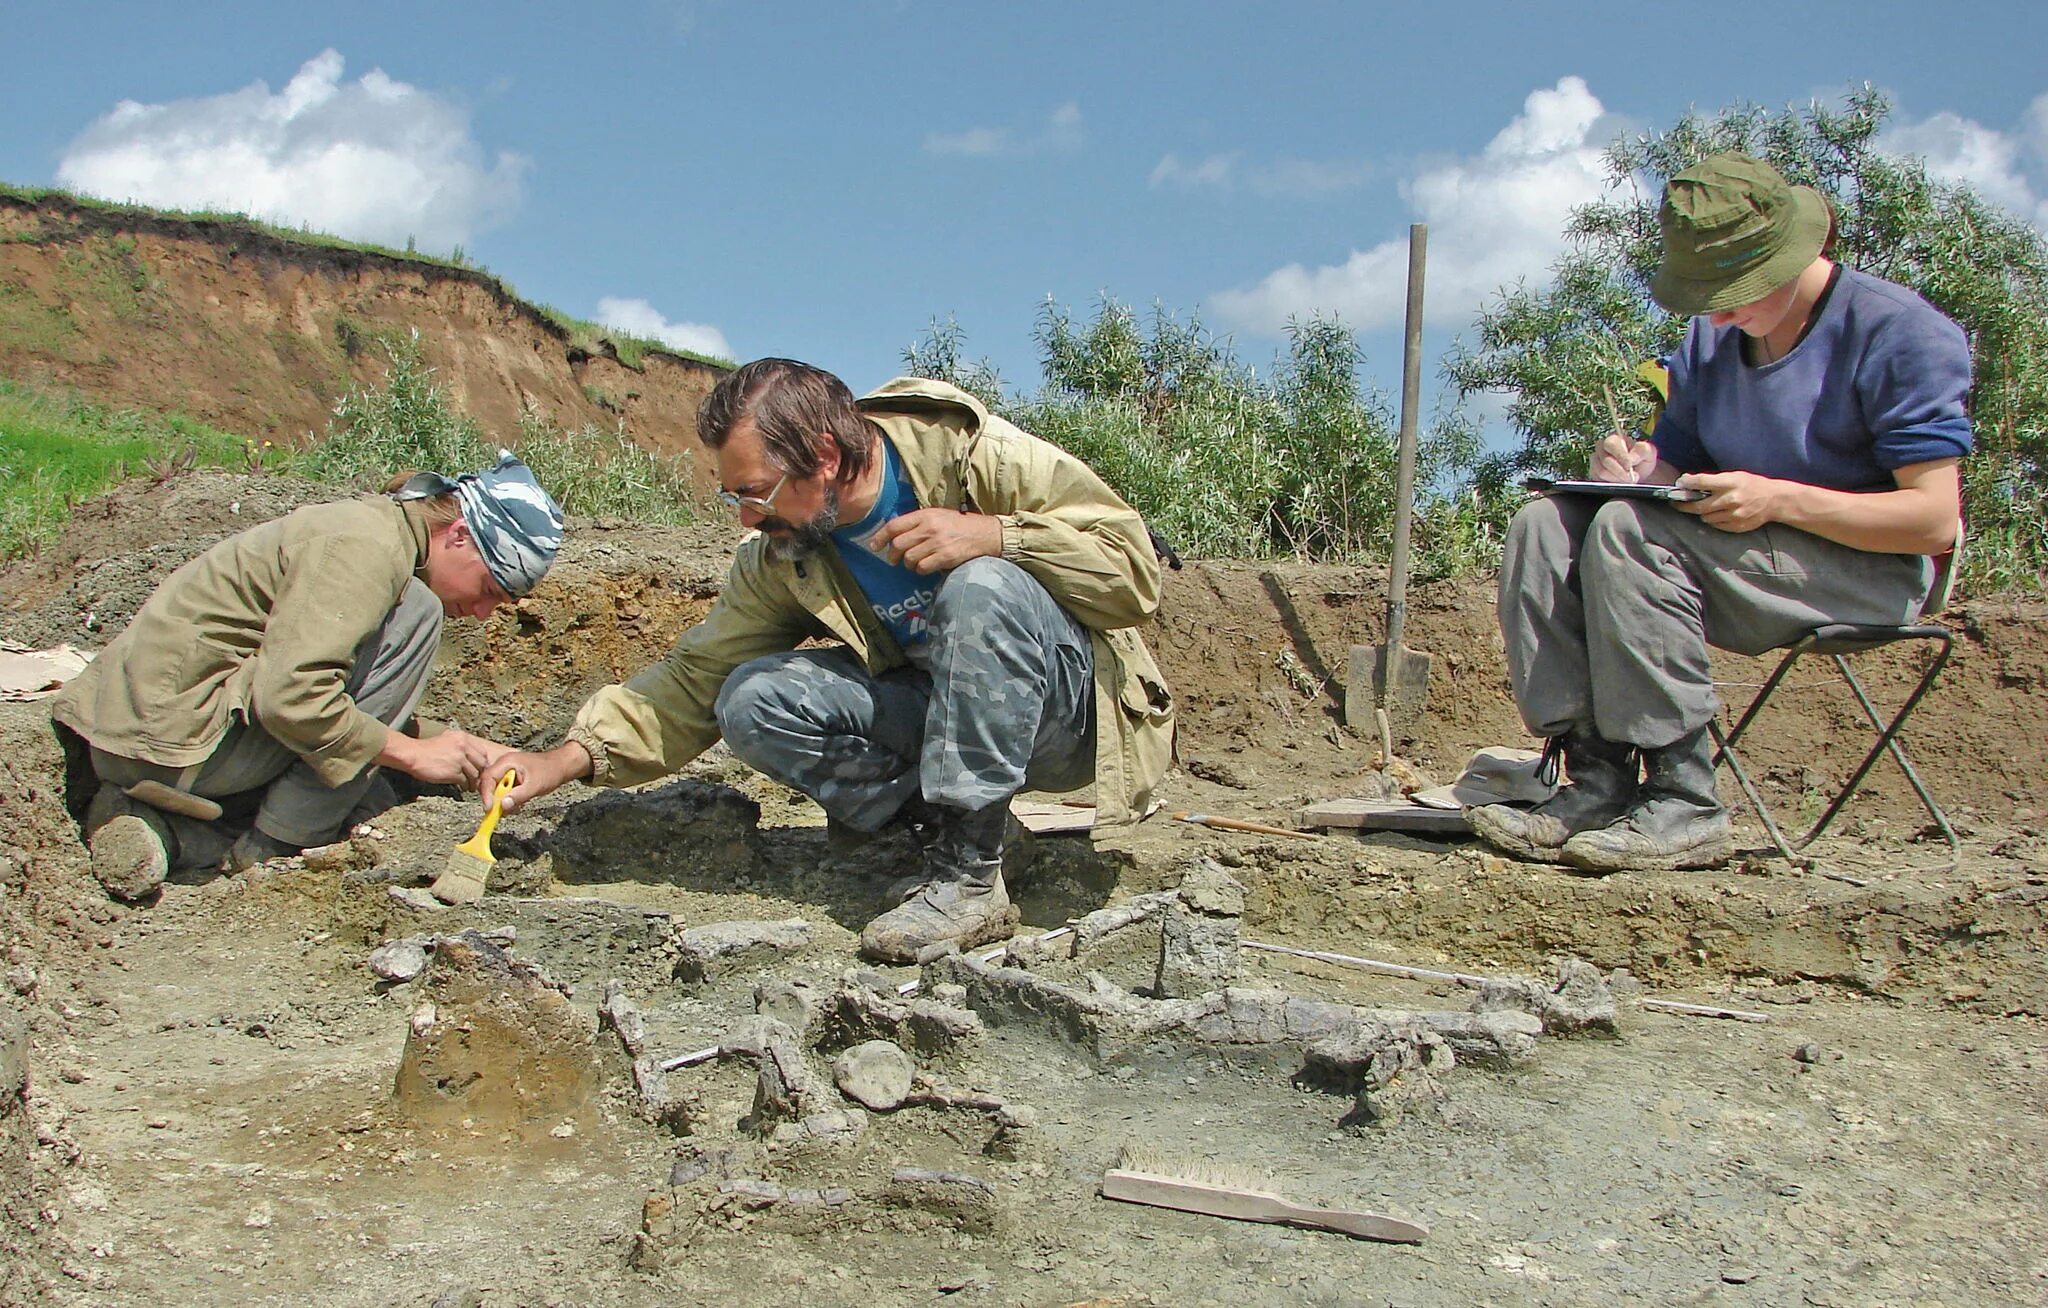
[715,557,1097,831]
[86,578,443,861]
[1501,494,1932,751]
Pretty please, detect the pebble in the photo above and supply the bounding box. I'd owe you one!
[1793,1042,1825,1064]
[367,940,429,983]
[833,1040,914,1111]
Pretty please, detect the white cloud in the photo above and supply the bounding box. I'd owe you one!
[1879,92,2048,231]
[55,50,527,254]
[1150,150,1371,199]
[595,296,733,361]
[1210,76,1619,336]
[925,101,1084,157]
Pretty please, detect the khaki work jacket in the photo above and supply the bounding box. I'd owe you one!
[50,497,434,788]
[566,378,1176,827]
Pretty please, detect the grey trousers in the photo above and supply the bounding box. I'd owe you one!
[1499,495,1932,751]
[91,578,443,860]
[715,557,1097,831]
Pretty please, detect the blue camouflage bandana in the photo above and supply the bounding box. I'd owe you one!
[389,450,565,596]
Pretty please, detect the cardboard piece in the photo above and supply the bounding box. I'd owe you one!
[1010,801,1095,835]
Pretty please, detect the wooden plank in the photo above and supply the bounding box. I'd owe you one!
[1010,801,1095,835]
[1297,798,1471,835]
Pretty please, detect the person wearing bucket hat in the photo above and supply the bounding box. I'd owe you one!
[50,451,565,901]
[1471,152,1973,874]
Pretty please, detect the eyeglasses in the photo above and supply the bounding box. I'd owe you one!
[715,471,789,515]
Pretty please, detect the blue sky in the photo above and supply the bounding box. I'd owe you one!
[7,1,2047,430]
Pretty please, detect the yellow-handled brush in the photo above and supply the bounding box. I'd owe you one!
[429,769,516,906]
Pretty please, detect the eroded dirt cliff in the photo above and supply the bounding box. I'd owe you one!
[0,193,726,468]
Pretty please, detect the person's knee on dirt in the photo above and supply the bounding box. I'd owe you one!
[1469,730,1638,860]
[1490,154,1970,873]
[52,453,564,894]
[82,787,175,903]
[486,358,1173,949]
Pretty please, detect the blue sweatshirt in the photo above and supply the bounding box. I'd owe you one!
[1652,267,1973,490]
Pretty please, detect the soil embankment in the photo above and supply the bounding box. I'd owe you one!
[0,192,727,469]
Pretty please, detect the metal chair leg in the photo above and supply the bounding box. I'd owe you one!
[1712,631,1959,877]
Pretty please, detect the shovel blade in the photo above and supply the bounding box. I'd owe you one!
[1345,643,1432,733]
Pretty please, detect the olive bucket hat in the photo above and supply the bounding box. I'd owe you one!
[1649,152,1832,315]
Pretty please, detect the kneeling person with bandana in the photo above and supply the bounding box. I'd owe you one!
[51,452,565,900]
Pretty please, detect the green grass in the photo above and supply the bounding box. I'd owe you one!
[0,379,255,558]
[0,181,487,275]
[307,332,707,525]
[533,305,733,371]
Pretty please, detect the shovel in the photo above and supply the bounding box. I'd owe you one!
[1346,224,1433,754]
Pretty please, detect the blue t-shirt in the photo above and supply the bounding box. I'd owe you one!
[833,440,946,654]
[1651,266,1974,490]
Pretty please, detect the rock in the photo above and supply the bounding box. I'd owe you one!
[1177,859,1246,916]
[631,1055,696,1135]
[0,1006,25,1100]
[301,838,372,874]
[1472,958,1622,1034]
[994,1103,1037,1131]
[833,1040,915,1111]
[1794,1042,1825,1064]
[1157,886,1243,998]
[749,1030,826,1128]
[600,980,649,1056]
[819,983,984,1059]
[793,1107,866,1145]
[667,1143,752,1188]
[883,1168,1000,1235]
[674,919,813,983]
[387,886,445,913]
[753,979,821,1037]
[367,939,429,983]
[391,935,599,1138]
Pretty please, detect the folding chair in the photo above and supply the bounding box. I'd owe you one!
[1708,535,1963,874]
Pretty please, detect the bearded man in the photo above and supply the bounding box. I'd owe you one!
[484,358,1174,961]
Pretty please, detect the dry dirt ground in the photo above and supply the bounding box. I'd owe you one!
[2,473,2044,1308]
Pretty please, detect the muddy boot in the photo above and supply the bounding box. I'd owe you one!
[860,802,1020,964]
[1469,732,1638,861]
[84,788,172,903]
[1560,726,1732,873]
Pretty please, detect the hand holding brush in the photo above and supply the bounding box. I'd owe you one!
[429,768,517,906]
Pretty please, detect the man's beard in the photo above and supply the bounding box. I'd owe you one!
[763,487,841,562]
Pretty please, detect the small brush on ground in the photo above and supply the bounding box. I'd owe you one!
[1101,1144,1427,1244]
[430,770,516,906]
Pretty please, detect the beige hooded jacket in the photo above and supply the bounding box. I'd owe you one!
[564,378,1175,827]
[50,497,434,787]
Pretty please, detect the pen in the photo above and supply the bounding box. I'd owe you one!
[1601,383,1631,448]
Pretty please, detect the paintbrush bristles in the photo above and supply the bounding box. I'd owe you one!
[1114,1144,1274,1195]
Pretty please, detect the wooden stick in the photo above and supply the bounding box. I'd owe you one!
[1175,812,1319,840]
[1636,998,1772,1023]
[1240,939,1770,1023]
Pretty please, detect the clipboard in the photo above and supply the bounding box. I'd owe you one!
[1523,476,1707,503]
